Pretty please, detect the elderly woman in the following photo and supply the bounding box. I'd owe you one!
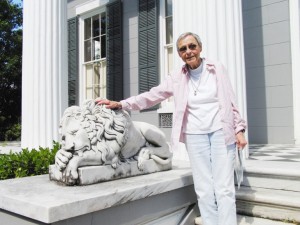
[96,32,247,225]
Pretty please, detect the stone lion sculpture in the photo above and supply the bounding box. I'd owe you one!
[50,100,172,185]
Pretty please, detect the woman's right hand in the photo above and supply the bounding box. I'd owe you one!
[95,98,122,109]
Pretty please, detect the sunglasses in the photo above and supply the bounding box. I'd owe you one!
[179,43,197,53]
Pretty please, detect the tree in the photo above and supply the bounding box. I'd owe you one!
[0,0,22,140]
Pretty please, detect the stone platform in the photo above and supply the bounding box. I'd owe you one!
[49,159,172,185]
[0,160,196,225]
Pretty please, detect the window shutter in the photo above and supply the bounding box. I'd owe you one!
[106,0,123,101]
[139,0,159,110]
[68,17,78,106]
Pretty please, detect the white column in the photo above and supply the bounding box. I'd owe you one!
[173,0,248,156]
[21,0,68,149]
[289,0,300,144]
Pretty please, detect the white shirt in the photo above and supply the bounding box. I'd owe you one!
[183,59,222,134]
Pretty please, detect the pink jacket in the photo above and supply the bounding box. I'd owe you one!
[121,59,247,150]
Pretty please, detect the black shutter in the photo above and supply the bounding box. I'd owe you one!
[106,0,123,101]
[138,0,159,96]
[68,17,78,106]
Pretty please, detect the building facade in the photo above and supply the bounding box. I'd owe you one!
[21,0,300,152]
[242,0,300,144]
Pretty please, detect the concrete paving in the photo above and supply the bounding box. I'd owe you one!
[236,147,300,223]
[0,141,21,154]
[195,215,294,225]
[1,143,299,224]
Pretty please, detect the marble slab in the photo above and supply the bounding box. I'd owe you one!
[0,160,192,223]
[244,160,300,177]
[49,159,172,185]
[0,141,21,154]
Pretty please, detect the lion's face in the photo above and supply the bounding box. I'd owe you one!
[61,117,90,153]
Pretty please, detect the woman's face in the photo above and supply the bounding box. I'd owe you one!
[177,35,202,69]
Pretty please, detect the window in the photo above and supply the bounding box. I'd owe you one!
[84,13,106,62]
[164,0,173,74]
[158,0,174,126]
[85,61,106,99]
[83,12,107,99]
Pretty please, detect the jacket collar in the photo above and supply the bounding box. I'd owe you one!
[204,58,216,71]
[182,64,189,74]
[181,58,216,75]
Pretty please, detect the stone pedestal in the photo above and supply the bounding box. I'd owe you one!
[0,161,198,225]
[49,159,172,186]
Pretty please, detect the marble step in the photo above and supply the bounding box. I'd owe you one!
[236,161,300,223]
[243,160,300,180]
[236,185,300,222]
[240,174,300,192]
[194,215,293,225]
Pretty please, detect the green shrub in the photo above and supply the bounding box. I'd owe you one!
[0,141,60,180]
[4,123,21,141]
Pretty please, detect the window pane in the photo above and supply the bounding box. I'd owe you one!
[86,64,93,98]
[100,61,107,98]
[101,13,106,34]
[93,85,100,98]
[101,35,106,58]
[86,64,93,87]
[167,47,173,74]
[101,62,107,98]
[94,64,100,99]
[165,0,172,16]
[84,18,91,40]
[94,64,100,84]
[92,15,100,37]
[92,37,101,60]
[166,17,173,44]
[91,62,107,99]
[84,40,91,62]
[86,88,93,99]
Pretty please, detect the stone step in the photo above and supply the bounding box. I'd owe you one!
[194,215,293,225]
[240,175,300,191]
[243,160,300,180]
[236,185,300,222]
[234,160,300,223]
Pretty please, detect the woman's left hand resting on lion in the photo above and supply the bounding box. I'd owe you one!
[95,98,122,109]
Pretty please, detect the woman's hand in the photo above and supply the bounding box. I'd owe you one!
[236,131,247,150]
[95,98,122,109]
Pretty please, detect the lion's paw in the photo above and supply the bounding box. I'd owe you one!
[111,163,117,169]
[61,156,80,185]
[62,166,79,185]
[111,156,120,169]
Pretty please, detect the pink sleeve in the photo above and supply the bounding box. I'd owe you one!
[121,75,174,111]
[221,64,247,133]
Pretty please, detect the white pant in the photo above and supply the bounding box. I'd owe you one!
[184,129,237,225]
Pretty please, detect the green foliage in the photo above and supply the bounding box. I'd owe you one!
[4,123,21,141]
[0,141,60,180]
[0,0,23,140]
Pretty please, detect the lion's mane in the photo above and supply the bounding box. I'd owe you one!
[59,100,131,164]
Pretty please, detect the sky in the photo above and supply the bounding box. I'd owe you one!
[12,0,23,7]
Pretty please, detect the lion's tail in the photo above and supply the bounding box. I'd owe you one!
[150,155,172,165]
